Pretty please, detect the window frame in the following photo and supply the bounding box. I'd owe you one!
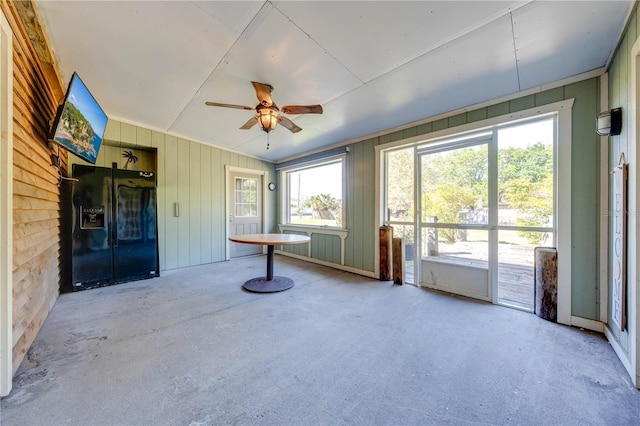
[279,154,347,230]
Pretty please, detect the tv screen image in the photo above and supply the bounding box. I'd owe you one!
[50,72,108,164]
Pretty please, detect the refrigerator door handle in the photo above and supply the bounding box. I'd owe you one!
[111,181,118,247]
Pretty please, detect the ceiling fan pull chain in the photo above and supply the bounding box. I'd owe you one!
[267,132,270,150]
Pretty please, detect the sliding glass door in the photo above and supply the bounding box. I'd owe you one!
[418,134,492,300]
[495,119,555,310]
[384,116,556,310]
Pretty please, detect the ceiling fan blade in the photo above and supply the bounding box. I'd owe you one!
[239,116,259,130]
[278,115,302,133]
[281,105,323,115]
[251,81,274,107]
[206,101,254,111]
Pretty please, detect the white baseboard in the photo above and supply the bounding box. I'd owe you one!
[571,316,604,333]
[604,325,637,388]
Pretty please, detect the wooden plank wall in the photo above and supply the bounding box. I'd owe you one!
[0,0,65,374]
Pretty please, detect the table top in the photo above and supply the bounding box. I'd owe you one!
[229,233,310,246]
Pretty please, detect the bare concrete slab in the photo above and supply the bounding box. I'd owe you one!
[1,255,639,425]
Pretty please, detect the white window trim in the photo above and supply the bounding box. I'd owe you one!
[375,99,573,324]
[1,8,13,397]
[278,154,347,231]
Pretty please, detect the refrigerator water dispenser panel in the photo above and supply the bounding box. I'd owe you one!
[80,205,105,229]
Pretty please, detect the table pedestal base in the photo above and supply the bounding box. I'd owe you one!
[242,276,294,293]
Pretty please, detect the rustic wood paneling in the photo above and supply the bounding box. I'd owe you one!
[1,0,65,375]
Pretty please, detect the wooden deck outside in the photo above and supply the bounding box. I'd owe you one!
[404,259,535,311]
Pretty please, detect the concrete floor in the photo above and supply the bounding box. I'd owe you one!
[1,254,639,425]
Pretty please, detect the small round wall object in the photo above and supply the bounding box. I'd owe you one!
[268,182,276,191]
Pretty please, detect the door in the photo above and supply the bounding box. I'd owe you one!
[414,118,556,309]
[228,171,263,258]
[494,119,555,310]
[418,135,492,301]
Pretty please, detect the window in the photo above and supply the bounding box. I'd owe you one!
[281,158,345,228]
[234,177,258,217]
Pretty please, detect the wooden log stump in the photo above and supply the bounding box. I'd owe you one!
[534,247,557,322]
[393,237,404,285]
[379,226,393,281]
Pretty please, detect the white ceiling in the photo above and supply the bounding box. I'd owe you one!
[36,1,632,162]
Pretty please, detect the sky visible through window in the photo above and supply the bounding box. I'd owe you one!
[498,119,553,148]
[290,162,342,200]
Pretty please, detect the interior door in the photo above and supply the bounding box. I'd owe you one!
[228,171,263,258]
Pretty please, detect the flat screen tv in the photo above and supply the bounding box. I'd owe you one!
[49,72,108,164]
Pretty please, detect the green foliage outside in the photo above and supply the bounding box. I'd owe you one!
[499,143,553,243]
[388,141,553,245]
[291,193,342,227]
[422,145,488,242]
[305,194,340,221]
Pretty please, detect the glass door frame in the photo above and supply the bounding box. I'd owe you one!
[417,133,493,299]
[383,115,558,307]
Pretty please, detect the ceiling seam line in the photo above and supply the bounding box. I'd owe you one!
[510,11,522,92]
[269,1,364,85]
[347,0,535,87]
[166,0,273,132]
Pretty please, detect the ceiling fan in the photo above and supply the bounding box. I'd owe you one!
[205,81,323,134]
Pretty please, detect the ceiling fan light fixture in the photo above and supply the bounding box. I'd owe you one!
[257,106,278,133]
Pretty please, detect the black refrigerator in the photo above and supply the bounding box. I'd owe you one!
[71,164,158,291]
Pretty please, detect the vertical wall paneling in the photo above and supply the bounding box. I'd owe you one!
[565,79,600,320]
[189,141,201,266]
[599,73,609,325]
[362,139,376,272]
[200,145,212,264]
[136,127,151,148]
[535,87,564,106]
[177,139,190,267]
[606,3,640,386]
[609,26,628,351]
[103,120,120,142]
[120,122,136,146]
[151,131,166,270]
[220,150,230,259]
[211,147,223,261]
[487,101,510,118]
[466,108,488,123]
[163,135,179,270]
[509,94,536,111]
[447,113,467,128]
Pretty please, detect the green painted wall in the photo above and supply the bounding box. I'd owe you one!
[606,3,639,355]
[299,78,601,320]
[72,120,277,272]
